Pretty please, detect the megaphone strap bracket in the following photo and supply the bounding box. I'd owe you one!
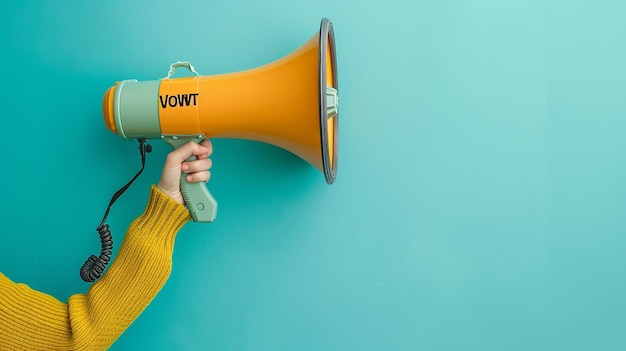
[163,61,200,79]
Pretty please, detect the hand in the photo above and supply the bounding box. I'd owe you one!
[157,140,213,205]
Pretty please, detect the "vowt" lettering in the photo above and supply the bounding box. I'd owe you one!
[159,93,200,108]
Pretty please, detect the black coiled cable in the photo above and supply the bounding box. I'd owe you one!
[80,224,113,282]
[80,139,152,282]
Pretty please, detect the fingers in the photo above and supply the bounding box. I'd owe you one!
[166,140,213,166]
[199,139,213,156]
[159,140,213,185]
[182,157,212,173]
[180,140,213,183]
[185,170,211,183]
[157,139,214,205]
[181,157,212,184]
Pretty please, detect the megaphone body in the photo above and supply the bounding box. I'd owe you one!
[102,18,339,222]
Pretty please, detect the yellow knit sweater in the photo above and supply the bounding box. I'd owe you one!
[0,186,191,350]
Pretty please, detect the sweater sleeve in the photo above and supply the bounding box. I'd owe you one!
[0,185,191,351]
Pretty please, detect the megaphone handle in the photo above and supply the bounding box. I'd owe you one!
[163,135,218,223]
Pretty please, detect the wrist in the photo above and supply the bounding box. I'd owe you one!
[156,182,184,205]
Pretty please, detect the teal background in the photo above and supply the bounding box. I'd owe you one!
[1,0,626,350]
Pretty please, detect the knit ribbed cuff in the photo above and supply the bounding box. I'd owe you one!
[127,186,191,250]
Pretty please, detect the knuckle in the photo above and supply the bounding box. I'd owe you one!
[197,171,210,182]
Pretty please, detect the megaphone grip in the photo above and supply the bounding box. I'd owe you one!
[180,173,217,222]
[164,135,218,222]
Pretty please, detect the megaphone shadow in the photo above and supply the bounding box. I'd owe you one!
[211,139,319,206]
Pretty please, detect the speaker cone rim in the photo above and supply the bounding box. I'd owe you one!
[319,18,338,184]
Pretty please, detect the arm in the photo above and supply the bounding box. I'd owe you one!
[0,140,212,351]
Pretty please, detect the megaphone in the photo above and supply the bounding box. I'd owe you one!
[102,18,339,223]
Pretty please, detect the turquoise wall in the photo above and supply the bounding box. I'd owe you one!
[2,0,626,350]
